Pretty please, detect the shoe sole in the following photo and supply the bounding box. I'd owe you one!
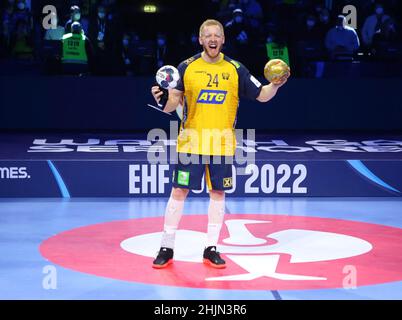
[203,258,226,269]
[152,259,173,269]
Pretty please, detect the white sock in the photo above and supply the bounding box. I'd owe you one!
[206,198,225,247]
[160,197,184,249]
[207,223,222,247]
[160,225,177,249]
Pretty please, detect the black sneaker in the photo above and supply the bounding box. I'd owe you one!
[152,247,174,269]
[203,246,226,269]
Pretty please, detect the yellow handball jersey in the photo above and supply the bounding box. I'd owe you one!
[176,52,262,156]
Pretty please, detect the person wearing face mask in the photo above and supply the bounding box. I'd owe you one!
[224,8,254,64]
[94,6,107,49]
[318,8,332,37]
[89,4,116,75]
[116,33,136,76]
[65,6,88,35]
[65,6,80,33]
[292,13,324,76]
[325,15,360,60]
[299,15,322,42]
[362,3,391,47]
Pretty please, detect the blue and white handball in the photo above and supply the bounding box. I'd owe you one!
[156,65,180,89]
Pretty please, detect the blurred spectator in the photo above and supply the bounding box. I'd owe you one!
[44,11,64,40]
[101,0,118,20]
[317,8,332,38]
[1,0,16,53]
[292,11,327,77]
[218,0,239,24]
[265,32,290,66]
[132,37,155,75]
[117,32,136,76]
[91,5,108,50]
[13,0,32,30]
[373,17,398,43]
[325,15,360,60]
[168,30,200,62]
[362,3,392,47]
[298,14,322,42]
[0,0,399,77]
[8,0,33,55]
[239,0,263,29]
[65,5,88,34]
[190,31,200,55]
[313,2,324,17]
[10,18,32,59]
[88,4,115,75]
[155,32,168,68]
[224,8,253,61]
[61,21,92,75]
[371,17,401,60]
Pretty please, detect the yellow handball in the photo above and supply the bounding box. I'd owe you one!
[264,59,290,85]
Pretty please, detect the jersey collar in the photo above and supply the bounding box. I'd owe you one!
[201,52,224,64]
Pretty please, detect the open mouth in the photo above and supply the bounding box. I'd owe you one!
[208,43,218,49]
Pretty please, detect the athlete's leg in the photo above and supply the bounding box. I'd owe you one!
[206,189,225,247]
[202,158,232,268]
[205,158,231,248]
[153,187,189,268]
[160,187,189,249]
[202,189,226,268]
[158,152,202,253]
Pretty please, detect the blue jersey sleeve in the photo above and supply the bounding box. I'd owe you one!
[237,63,262,100]
[175,61,186,92]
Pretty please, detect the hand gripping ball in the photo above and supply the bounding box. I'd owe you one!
[264,59,290,85]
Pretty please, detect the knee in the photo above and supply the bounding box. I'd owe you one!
[209,190,225,201]
[171,187,189,201]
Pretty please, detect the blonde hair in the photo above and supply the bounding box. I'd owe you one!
[199,19,225,37]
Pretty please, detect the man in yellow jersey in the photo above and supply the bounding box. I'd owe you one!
[151,19,288,269]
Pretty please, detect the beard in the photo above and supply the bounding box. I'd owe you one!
[203,43,223,59]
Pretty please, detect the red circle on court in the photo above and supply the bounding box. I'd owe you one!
[40,214,402,290]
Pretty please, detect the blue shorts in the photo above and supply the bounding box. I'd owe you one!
[172,153,234,191]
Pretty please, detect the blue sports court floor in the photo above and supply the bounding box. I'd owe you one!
[0,197,401,300]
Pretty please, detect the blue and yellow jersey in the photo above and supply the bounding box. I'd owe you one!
[176,52,262,156]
